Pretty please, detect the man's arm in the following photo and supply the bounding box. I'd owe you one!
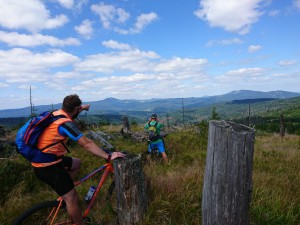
[77,136,124,161]
[59,121,124,161]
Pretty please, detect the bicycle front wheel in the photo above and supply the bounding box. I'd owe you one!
[12,200,71,225]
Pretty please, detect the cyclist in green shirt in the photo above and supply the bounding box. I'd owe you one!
[144,113,168,163]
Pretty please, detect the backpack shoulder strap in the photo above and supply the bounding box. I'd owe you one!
[148,121,158,127]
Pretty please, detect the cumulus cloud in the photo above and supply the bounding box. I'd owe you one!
[0,0,68,32]
[91,3,157,34]
[194,0,264,34]
[0,48,79,82]
[154,57,208,73]
[0,31,80,47]
[248,45,262,53]
[278,60,297,66]
[72,45,208,100]
[74,48,160,73]
[91,3,130,29]
[226,67,265,76]
[115,12,158,34]
[54,0,74,9]
[102,40,133,51]
[75,19,94,39]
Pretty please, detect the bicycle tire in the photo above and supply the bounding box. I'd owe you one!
[12,200,70,225]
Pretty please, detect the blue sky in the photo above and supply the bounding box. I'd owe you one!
[0,0,300,110]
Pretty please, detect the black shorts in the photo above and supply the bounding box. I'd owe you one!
[33,156,74,196]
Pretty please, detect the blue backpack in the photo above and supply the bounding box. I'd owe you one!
[15,111,68,163]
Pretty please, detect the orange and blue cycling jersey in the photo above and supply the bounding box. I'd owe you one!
[32,109,83,168]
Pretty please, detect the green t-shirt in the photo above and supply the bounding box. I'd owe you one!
[144,120,164,142]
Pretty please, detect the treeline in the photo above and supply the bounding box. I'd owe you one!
[233,115,300,134]
[0,117,28,129]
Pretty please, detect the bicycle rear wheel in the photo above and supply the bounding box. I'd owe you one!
[12,200,71,225]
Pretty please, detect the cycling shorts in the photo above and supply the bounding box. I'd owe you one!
[33,156,74,196]
[148,141,165,153]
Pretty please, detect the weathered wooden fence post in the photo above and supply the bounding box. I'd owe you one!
[113,154,148,225]
[202,120,255,225]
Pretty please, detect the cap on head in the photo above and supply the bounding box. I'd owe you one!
[150,113,157,119]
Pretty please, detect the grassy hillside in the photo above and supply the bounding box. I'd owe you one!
[167,96,300,134]
[0,125,299,225]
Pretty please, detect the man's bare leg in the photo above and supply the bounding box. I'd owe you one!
[161,152,168,164]
[68,157,81,179]
[62,188,83,225]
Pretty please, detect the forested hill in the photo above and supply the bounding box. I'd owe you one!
[0,90,299,118]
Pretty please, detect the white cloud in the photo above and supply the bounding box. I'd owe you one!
[102,40,133,51]
[71,69,209,100]
[91,3,130,29]
[194,0,264,34]
[72,47,208,100]
[115,12,158,34]
[74,47,208,76]
[75,19,94,39]
[278,60,297,66]
[0,82,8,88]
[0,31,80,47]
[54,0,74,9]
[154,57,208,73]
[131,12,158,34]
[207,38,243,46]
[226,67,265,76]
[74,48,160,73]
[294,0,300,10]
[0,0,68,32]
[248,45,262,53]
[0,48,79,83]
[91,3,157,34]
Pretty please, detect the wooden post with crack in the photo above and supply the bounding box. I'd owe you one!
[113,154,148,225]
[202,120,255,225]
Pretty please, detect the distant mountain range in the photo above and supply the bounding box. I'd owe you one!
[0,90,299,118]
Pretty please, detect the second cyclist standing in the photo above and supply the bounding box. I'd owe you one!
[144,113,168,164]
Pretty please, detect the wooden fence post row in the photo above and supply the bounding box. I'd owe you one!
[113,154,148,225]
[202,120,255,225]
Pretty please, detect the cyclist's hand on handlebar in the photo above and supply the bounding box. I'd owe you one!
[110,151,126,161]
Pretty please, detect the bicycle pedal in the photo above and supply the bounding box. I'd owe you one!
[83,216,92,224]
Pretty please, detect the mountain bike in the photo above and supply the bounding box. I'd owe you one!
[12,151,119,225]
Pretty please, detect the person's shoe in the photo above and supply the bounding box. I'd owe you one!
[83,216,92,224]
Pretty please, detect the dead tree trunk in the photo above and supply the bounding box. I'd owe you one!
[202,120,255,225]
[113,154,148,225]
[120,116,131,135]
[88,130,114,149]
[280,114,285,137]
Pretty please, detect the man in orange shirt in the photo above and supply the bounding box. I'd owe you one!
[33,94,125,225]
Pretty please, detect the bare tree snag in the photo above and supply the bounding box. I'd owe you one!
[113,154,148,225]
[120,116,131,135]
[202,120,255,225]
[280,114,285,137]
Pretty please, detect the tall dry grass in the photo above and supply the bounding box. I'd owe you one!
[250,134,300,225]
[0,126,299,225]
